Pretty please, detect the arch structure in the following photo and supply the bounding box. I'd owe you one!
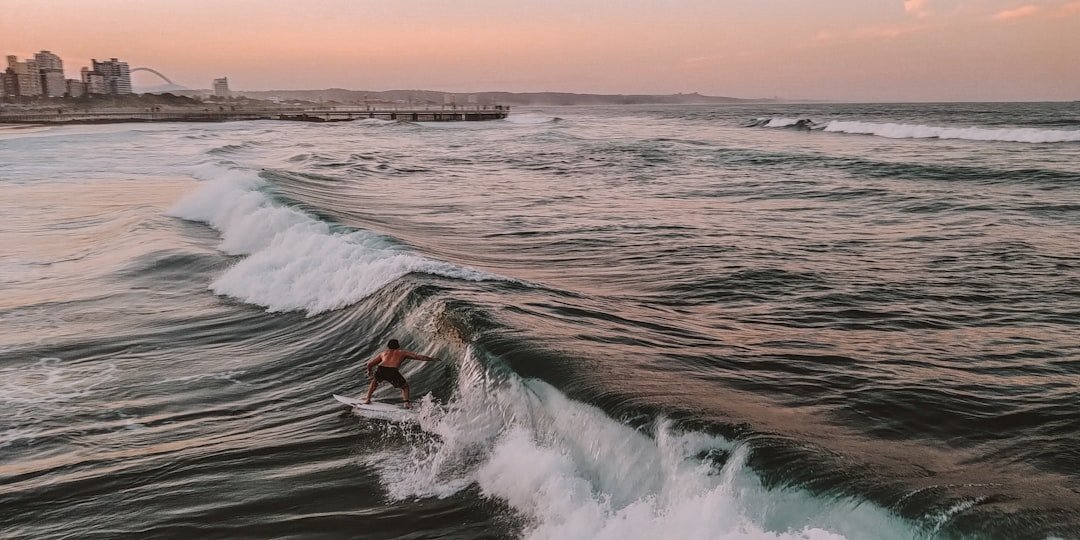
[130,67,173,85]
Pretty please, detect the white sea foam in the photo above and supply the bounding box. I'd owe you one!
[363,346,918,540]
[762,117,803,128]
[821,121,1080,143]
[504,113,560,125]
[356,118,397,126]
[168,164,502,315]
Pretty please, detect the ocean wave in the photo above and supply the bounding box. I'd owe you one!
[207,141,261,155]
[356,117,398,126]
[749,117,815,129]
[504,113,562,125]
[167,163,505,315]
[822,121,1080,143]
[750,117,1080,143]
[361,345,918,540]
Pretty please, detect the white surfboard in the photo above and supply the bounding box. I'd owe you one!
[333,394,417,422]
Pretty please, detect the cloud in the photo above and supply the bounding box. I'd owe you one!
[1058,1,1080,16]
[904,0,931,17]
[988,1,1080,21]
[811,22,927,46]
[855,23,927,39]
[993,4,1041,20]
[813,30,839,43]
[671,51,755,70]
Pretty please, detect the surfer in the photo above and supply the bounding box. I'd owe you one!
[363,339,439,408]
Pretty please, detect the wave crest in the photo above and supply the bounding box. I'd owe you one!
[751,117,1080,143]
[505,113,562,125]
[167,164,504,315]
[748,117,816,129]
[822,120,1080,143]
[360,346,917,540]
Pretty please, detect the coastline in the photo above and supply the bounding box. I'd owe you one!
[0,105,510,125]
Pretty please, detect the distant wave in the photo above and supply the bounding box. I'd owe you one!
[747,117,816,129]
[356,117,397,125]
[504,113,562,125]
[1028,118,1080,127]
[751,117,1080,143]
[822,121,1080,143]
[167,163,505,315]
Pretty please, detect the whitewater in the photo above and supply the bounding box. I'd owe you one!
[751,115,1080,143]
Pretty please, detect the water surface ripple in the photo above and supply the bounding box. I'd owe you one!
[1,103,1079,539]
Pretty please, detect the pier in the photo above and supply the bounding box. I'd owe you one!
[0,105,510,125]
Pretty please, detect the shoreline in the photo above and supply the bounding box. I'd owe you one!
[0,106,510,125]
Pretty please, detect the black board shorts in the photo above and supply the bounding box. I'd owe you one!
[374,366,408,388]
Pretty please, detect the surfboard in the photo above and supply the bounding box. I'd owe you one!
[332,394,417,422]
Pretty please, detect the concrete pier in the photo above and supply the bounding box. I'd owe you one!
[0,105,510,124]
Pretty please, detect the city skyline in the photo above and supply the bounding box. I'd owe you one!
[2,0,1079,101]
[3,51,135,99]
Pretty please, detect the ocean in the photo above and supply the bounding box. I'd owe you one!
[1,102,1078,539]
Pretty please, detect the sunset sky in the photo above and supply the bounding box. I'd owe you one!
[2,0,1078,101]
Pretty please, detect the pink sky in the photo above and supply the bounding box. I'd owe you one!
[2,0,1078,101]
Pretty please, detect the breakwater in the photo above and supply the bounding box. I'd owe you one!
[0,105,510,124]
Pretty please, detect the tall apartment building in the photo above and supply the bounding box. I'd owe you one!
[2,66,20,97]
[34,51,67,97]
[42,70,66,97]
[213,77,230,97]
[0,70,9,97]
[34,50,63,71]
[7,55,42,97]
[92,58,132,95]
[81,67,107,95]
[67,79,86,98]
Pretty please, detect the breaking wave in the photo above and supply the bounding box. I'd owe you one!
[361,346,919,540]
[748,117,816,129]
[167,163,505,315]
[504,114,563,125]
[821,121,1080,143]
[751,117,1080,143]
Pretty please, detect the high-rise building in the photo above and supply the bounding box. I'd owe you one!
[114,62,131,94]
[0,71,9,97]
[92,58,132,95]
[213,77,230,97]
[34,51,67,97]
[81,67,107,95]
[67,79,86,98]
[7,56,42,97]
[2,67,19,97]
[34,50,63,71]
[42,70,66,97]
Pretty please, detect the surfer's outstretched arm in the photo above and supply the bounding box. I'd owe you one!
[404,351,440,362]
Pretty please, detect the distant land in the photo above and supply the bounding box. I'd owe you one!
[160,88,779,106]
[0,89,788,125]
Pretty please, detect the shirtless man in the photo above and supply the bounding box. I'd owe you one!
[363,339,439,408]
